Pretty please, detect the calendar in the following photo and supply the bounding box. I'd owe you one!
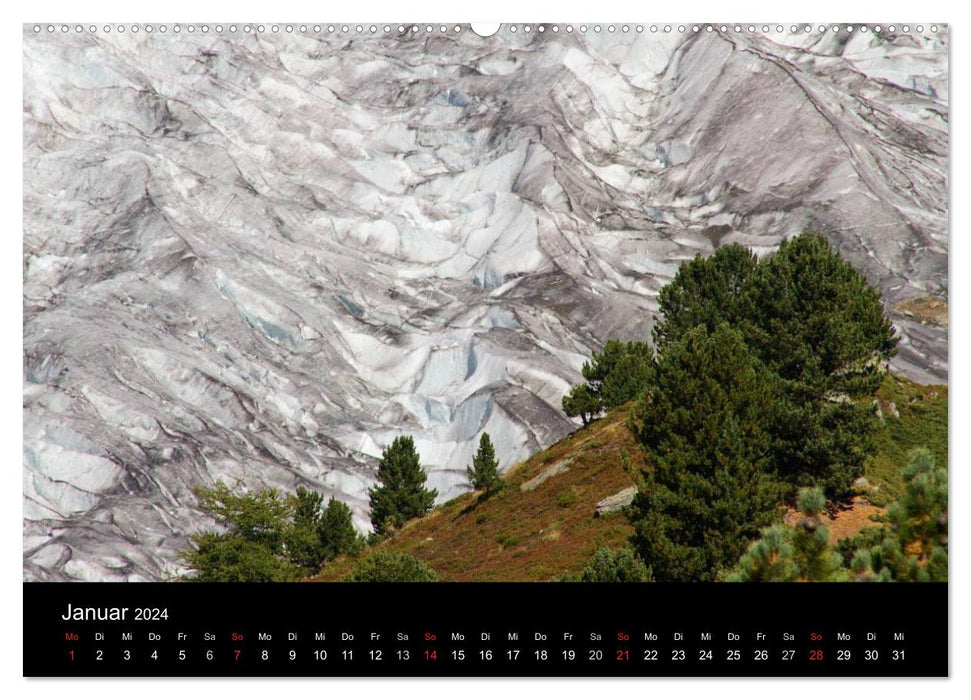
[25,583,947,676]
[23,22,949,680]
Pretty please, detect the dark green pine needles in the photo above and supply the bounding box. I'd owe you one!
[628,325,786,582]
[467,432,502,494]
[368,435,437,535]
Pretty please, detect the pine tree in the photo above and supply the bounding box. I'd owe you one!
[789,488,845,581]
[562,340,654,425]
[192,482,292,549]
[562,384,600,426]
[285,486,326,570]
[628,325,786,581]
[741,233,898,497]
[582,340,655,409]
[724,525,797,582]
[727,488,846,582]
[648,233,897,499]
[180,483,303,581]
[742,233,898,398]
[368,435,438,535]
[729,449,949,583]
[467,432,502,494]
[292,486,324,528]
[851,449,947,582]
[652,244,758,352]
[181,533,306,582]
[317,497,364,561]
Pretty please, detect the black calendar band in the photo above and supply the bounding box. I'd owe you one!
[24,582,947,677]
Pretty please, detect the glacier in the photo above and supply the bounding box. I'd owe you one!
[23,24,948,580]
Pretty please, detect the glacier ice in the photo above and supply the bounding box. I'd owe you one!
[23,25,948,580]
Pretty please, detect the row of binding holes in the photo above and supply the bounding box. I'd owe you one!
[512,24,937,34]
[29,24,462,34]
[31,24,941,34]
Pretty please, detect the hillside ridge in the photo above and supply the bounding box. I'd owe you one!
[310,373,947,582]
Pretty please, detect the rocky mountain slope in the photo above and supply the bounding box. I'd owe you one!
[309,374,947,582]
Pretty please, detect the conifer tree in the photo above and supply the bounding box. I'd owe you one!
[652,244,758,352]
[467,432,502,494]
[582,340,655,409]
[647,233,897,498]
[628,325,786,581]
[851,449,947,582]
[182,483,369,580]
[285,486,326,570]
[317,497,364,562]
[729,451,948,583]
[789,488,845,581]
[740,233,898,497]
[741,233,898,398]
[724,525,797,582]
[194,482,292,548]
[181,534,306,582]
[562,340,654,425]
[368,435,437,535]
[562,384,600,426]
[180,483,303,582]
[728,487,845,582]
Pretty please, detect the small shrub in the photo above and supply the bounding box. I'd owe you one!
[495,532,522,548]
[578,547,653,582]
[347,551,440,582]
[556,488,579,508]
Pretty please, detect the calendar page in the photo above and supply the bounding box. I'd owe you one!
[22,21,948,677]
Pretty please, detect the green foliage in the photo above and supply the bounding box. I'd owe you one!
[741,234,897,497]
[194,482,292,548]
[563,340,654,425]
[317,497,365,562]
[769,394,878,498]
[724,525,797,582]
[730,450,947,583]
[727,487,846,582]
[348,551,440,582]
[653,244,759,352]
[643,233,899,500]
[741,234,898,398]
[835,525,886,566]
[292,486,324,527]
[586,340,655,409]
[555,488,579,508]
[181,483,363,581]
[180,533,306,582]
[628,325,786,581]
[284,489,362,571]
[368,435,437,535]
[180,483,298,581]
[467,433,502,494]
[285,486,325,570]
[790,488,847,582]
[561,384,601,426]
[578,547,653,582]
[867,376,948,504]
[851,449,947,582]
[495,531,522,548]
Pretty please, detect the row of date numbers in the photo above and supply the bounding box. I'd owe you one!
[67,647,907,663]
